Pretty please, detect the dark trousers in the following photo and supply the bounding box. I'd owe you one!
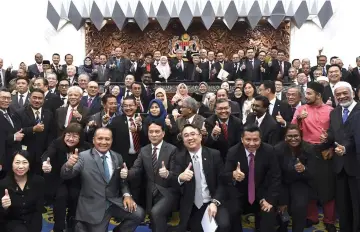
[227,197,276,232]
[53,182,80,231]
[150,193,175,232]
[125,152,145,207]
[307,199,336,224]
[336,170,360,232]
[187,202,230,232]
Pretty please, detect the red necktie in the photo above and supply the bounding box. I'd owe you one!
[67,109,73,126]
[129,118,141,152]
[221,122,228,140]
[146,64,151,72]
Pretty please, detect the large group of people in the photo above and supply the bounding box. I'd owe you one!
[0,46,359,232]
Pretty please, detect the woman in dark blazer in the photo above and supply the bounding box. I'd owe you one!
[275,124,316,232]
[0,150,45,232]
[41,123,92,232]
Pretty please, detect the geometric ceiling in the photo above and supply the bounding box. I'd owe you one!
[47,0,334,31]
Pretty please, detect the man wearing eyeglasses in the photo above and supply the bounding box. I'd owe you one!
[173,124,230,232]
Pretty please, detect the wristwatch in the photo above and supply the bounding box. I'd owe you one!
[211,199,221,207]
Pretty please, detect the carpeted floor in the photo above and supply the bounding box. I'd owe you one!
[41,206,339,231]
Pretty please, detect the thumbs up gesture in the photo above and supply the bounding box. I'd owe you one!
[233,162,245,182]
[135,113,142,127]
[275,111,285,125]
[120,163,128,179]
[159,161,169,178]
[42,157,52,173]
[165,115,171,127]
[326,97,332,106]
[334,142,345,156]
[320,128,328,143]
[212,121,221,137]
[294,158,305,173]
[179,162,194,182]
[14,129,24,142]
[66,148,79,168]
[298,107,308,119]
[1,189,11,209]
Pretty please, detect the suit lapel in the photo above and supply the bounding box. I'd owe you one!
[201,147,211,182]
[91,149,107,182]
[272,99,280,117]
[26,107,35,122]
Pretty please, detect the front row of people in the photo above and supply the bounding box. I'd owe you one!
[0,122,321,232]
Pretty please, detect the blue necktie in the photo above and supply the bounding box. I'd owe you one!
[102,155,110,182]
[343,108,349,123]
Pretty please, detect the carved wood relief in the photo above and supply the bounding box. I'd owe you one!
[85,19,290,59]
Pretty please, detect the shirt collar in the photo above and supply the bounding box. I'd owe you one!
[31,107,42,115]
[0,109,7,114]
[189,147,202,160]
[245,149,256,157]
[269,97,277,105]
[95,149,110,158]
[344,101,357,113]
[217,118,229,125]
[152,140,164,151]
[187,114,196,124]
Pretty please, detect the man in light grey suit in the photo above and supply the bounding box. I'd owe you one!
[61,127,145,232]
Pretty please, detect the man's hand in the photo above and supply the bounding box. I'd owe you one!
[42,157,52,173]
[120,163,128,179]
[72,110,82,121]
[123,196,137,213]
[102,109,111,124]
[297,107,308,120]
[33,123,44,133]
[87,120,96,127]
[325,97,332,106]
[294,158,305,173]
[14,129,24,141]
[165,115,171,128]
[320,128,328,143]
[275,112,285,125]
[334,142,345,156]
[135,113,142,128]
[179,163,194,182]
[66,149,79,168]
[159,161,169,178]
[208,203,218,222]
[1,189,11,209]
[211,121,221,137]
[260,199,273,212]
[233,162,245,182]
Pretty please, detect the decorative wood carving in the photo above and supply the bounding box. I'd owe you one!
[85,19,290,59]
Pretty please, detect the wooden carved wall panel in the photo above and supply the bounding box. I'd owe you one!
[85,20,290,59]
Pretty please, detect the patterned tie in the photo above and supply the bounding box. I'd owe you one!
[152,147,158,172]
[3,113,14,127]
[343,108,349,123]
[193,155,203,209]
[323,67,327,76]
[221,122,228,140]
[248,153,255,204]
[129,118,141,152]
[19,94,24,107]
[35,111,40,123]
[67,108,74,126]
[87,98,93,107]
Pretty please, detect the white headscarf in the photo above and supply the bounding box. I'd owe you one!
[156,56,171,80]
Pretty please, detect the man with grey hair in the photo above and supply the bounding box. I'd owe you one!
[78,73,90,95]
[319,81,360,232]
[66,65,78,86]
[285,85,302,117]
[170,49,188,81]
[176,97,205,132]
[199,49,208,63]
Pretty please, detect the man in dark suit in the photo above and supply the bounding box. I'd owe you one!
[322,64,342,108]
[173,124,230,232]
[222,124,280,232]
[94,54,112,82]
[186,53,209,82]
[61,54,79,78]
[28,53,43,78]
[310,55,330,80]
[205,99,243,161]
[33,77,63,115]
[245,95,280,145]
[138,53,158,82]
[192,92,210,118]
[107,47,130,82]
[80,81,102,116]
[0,88,23,176]
[319,82,360,232]
[273,50,291,80]
[141,73,155,109]
[348,56,360,88]
[60,127,145,232]
[13,89,56,173]
[120,122,179,232]
[55,86,89,136]
[211,52,232,82]
[215,88,241,117]
[128,51,143,81]
[240,48,262,82]
[9,77,30,112]
[170,49,190,81]
[176,97,205,132]
[50,53,64,80]
[229,53,243,81]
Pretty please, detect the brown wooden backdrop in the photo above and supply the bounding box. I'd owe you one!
[85,19,290,59]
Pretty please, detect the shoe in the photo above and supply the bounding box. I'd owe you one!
[325,223,336,232]
[305,219,319,228]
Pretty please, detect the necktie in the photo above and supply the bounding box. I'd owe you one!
[323,67,326,76]
[67,108,74,126]
[126,90,130,97]
[255,119,259,126]
[280,61,284,74]
[152,147,158,171]
[129,118,141,152]
[250,60,254,69]
[87,98,93,107]
[3,113,14,127]
[343,108,349,123]
[35,110,40,123]
[221,122,228,140]
[193,155,203,209]
[102,155,111,182]
[146,64,151,72]
[117,59,120,68]
[276,93,280,99]
[220,62,224,69]
[38,64,43,73]
[19,94,24,107]
[146,86,150,96]
[248,153,255,204]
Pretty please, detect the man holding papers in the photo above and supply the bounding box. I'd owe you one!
[173,124,230,232]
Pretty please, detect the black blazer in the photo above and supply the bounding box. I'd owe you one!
[348,67,360,88]
[0,174,44,232]
[28,64,42,78]
[9,93,30,113]
[80,95,102,116]
[55,105,90,136]
[240,58,262,82]
[172,146,225,231]
[221,142,280,206]
[322,85,336,108]
[107,57,130,82]
[246,113,280,145]
[270,98,293,139]
[43,92,63,115]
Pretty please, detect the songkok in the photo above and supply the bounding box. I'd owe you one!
[191,92,203,103]
[316,76,329,82]
[191,53,200,57]
[333,81,352,92]
[307,82,324,95]
[42,60,50,65]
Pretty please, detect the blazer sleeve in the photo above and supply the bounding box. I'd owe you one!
[213,150,226,202]
[221,146,238,184]
[127,150,144,181]
[264,150,281,206]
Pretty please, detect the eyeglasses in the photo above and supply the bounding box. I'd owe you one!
[183,132,200,139]
[65,133,80,139]
[0,96,11,101]
[122,104,136,108]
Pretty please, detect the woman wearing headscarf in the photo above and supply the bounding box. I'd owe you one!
[79,57,96,80]
[171,83,189,105]
[155,87,174,114]
[198,82,215,107]
[155,56,172,82]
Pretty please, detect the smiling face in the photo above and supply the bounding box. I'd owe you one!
[149,102,161,116]
[182,126,202,152]
[93,128,112,153]
[285,128,301,147]
[241,131,261,153]
[12,154,30,177]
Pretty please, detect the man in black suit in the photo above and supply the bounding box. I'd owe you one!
[93,54,112,82]
[28,53,43,78]
[222,124,280,232]
[173,124,230,232]
[120,122,179,232]
[285,86,303,119]
[61,54,79,79]
[46,73,59,95]
[274,50,291,80]
[33,77,63,115]
[230,53,243,81]
[186,53,209,82]
[9,77,30,112]
[131,82,148,113]
[55,86,90,136]
[170,49,189,81]
[13,89,56,173]
[323,64,342,108]
[245,95,279,145]
[128,51,143,81]
[50,53,63,80]
[205,99,243,161]
[0,88,23,177]
[215,88,241,117]
[319,82,360,232]
[311,55,330,80]
[141,73,155,109]
[348,56,360,88]
[191,92,210,118]
[240,48,262,82]
[79,81,102,115]
[107,47,130,82]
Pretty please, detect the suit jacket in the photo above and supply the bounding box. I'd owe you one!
[28,64,42,78]
[43,92,63,115]
[273,60,291,79]
[321,85,336,108]
[107,57,130,82]
[212,61,232,82]
[176,114,205,133]
[128,142,178,211]
[270,98,293,139]
[94,64,111,82]
[80,95,102,116]
[86,111,120,142]
[9,92,30,112]
[60,148,130,224]
[205,115,243,160]
[222,142,280,205]
[240,58,262,82]
[128,60,143,82]
[55,105,90,136]
[348,67,360,88]
[246,113,280,145]
[172,146,225,231]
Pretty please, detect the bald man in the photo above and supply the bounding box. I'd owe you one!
[80,81,102,115]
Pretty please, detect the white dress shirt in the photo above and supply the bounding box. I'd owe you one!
[60,95,68,107]
[269,98,276,115]
[245,149,256,165]
[256,113,266,126]
[31,107,42,121]
[151,140,163,159]
[18,92,29,103]
[127,116,137,154]
[343,101,357,115]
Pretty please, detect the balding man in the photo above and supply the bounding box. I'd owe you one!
[66,65,78,86]
[28,53,44,78]
[80,81,102,115]
[107,47,130,82]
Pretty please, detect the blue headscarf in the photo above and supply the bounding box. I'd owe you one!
[147,99,167,125]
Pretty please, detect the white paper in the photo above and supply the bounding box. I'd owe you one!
[201,205,218,232]
[217,69,229,80]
